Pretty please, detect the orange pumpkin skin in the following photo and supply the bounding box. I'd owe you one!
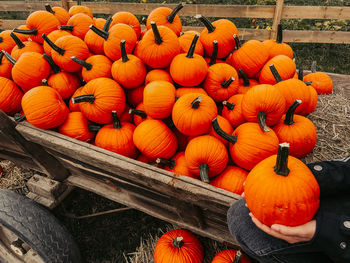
[63,13,94,40]
[111,12,141,39]
[143,81,176,119]
[137,154,149,164]
[0,31,16,53]
[244,144,320,226]
[145,69,173,85]
[163,152,198,179]
[127,85,144,107]
[178,31,204,56]
[0,51,13,79]
[222,94,245,128]
[68,5,93,18]
[238,77,259,94]
[84,18,107,55]
[11,39,44,60]
[48,72,80,100]
[210,166,247,195]
[46,5,70,25]
[14,25,32,42]
[154,229,203,263]
[172,93,218,136]
[303,72,333,94]
[133,120,177,160]
[175,87,207,97]
[119,105,133,123]
[301,85,318,115]
[59,112,95,142]
[262,40,293,60]
[21,86,69,129]
[69,86,83,112]
[43,30,71,55]
[79,55,112,83]
[0,77,23,115]
[204,63,239,102]
[209,115,233,146]
[212,249,251,263]
[259,55,296,85]
[131,102,152,126]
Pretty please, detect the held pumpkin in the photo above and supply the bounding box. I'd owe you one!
[210,166,248,195]
[244,143,320,226]
[211,249,251,263]
[0,77,23,115]
[59,112,95,142]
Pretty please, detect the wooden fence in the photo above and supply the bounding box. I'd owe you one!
[1,0,350,44]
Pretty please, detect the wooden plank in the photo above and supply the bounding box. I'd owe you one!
[0,20,26,30]
[26,186,73,209]
[282,6,350,20]
[270,0,284,39]
[27,174,67,199]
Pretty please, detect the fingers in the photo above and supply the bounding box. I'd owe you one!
[271,220,316,240]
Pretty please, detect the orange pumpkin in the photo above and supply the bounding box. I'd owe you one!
[127,85,144,107]
[10,32,44,60]
[145,69,173,85]
[111,12,141,39]
[59,13,94,40]
[222,94,245,128]
[175,87,207,97]
[59,112,95,142]
[68,5,93,18]
[129,102,152,126]
[0,51,13,79]
[259,55,296,85]
[43,30,71,55]
[84,17,111,55]
[45,4,70,25]
[205,40,224,66]
[208,115,233,146]
[210,166,247,195]
[212,249,251,263]
[237,69,259,94]
[0,30,17,53]
[263,24,293,60]
[303,61,333,94]
[178,31,204,56]
[69,86,83,112]
[0,77,23,115]
[302,85,318,115]
[157,152,197,179]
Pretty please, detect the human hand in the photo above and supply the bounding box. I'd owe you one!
[249,213,316,244]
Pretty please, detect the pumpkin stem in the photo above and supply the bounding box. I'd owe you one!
[88,125,102,132]
[3,51,17,66]
[14,113,26,122]
[167,3,184,23]
[42,53,61,74]
[129,108,147,119]
[103,16,113,32]
[42,34,65,55]
[274,143,290,176]
[269,64,283,83]
[221,77,235,89]
[239,69,250,87]
[212,118,237,144]
[77,0,81,5]
[45,4,55,14]
[233,250,242,263]
[208,40,218,66]
[172,236,184,248]
[199,163,210,183]
[10,32,25,49]
[72,95,95,104]
[222,100,235,111]
[304,81,313,86]
[186,34,199,59]
[150,21,163,45]
[298,67,303,81]
[112,111,122,129]
[71,56,92,70]
[89,25,109,40]
[284,100,302,125]
[120,40,129,63]
[257,111,270,132]
[156,158,175,169]
[13,28,38,36]
[0,37,3,43]
[191,96,202,109]
[59,25,74,31]
[233,34,240,49]
[0,51,4,65]
[195,15,215,33]
[311,61,317,73]
[276,24,283,43]
[42,79,49,86]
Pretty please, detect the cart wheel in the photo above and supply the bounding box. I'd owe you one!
[0,189,81,263]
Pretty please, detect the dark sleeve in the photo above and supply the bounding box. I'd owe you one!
[307,157,350,197]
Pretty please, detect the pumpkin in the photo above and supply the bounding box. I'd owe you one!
[135,22,180,69]
[212,118,279,171]
[59,112,95,142]
[129,102,152,126]
[143,80,176,119]
[204,63,239,102]
[259,55,296,85]
[72,78,126,124]
[244,143,320,226]
[0,51,13,79]
[42,34,89,72]
[133,119,177,160]
[185,135,228,183]
[172,93,218,136]
[237,69,259,94]
[10,32,44,60]
[222,94,245,128]
[208,115,233,147]
[94,111,138,159]
[196,15,238,59]
[59,13,94,40]
[111,12,141,39]
[156,152,197,179]
[137,154,149,164]
[20,86,69,129]
[263,24,293,60]
[3,51,51,93]
[12,11,60,44]
[302,85,318,115]
[43,30,71,55]
[212,249,251,263]
[0,30,16,53]
[175,87,207,97]
[69,86,83,112]
[210,166,247,195]
[71,54,112,83]
[154,229,203,263]
[273,100,317,158]
[84,17,111,55]
[45,4,70,25]
[111,40,147,89]
[127,85,144,107]
[145,69,173,85]
[170,34,208,87]
[178,31,204,56]
[0,77,23,115]
[68,4,93,18]
[303,61,333,94]
[241,84,286,132]
[13,25,32,42]
[205,40,224,66]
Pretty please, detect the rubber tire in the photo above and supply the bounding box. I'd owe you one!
[0,189,81,263]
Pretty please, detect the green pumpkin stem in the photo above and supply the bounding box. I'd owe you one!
[88,125,102,132]
[257,111,270,132]
[311,61,317,73]
[199,163,209,183]
[89,25,109,40]
[45,4,55,14]
[14,113,26,122]
[10,32,25,49]
[274,143,290,176]
[156,158,175,169]
[71,56,92,70]
[195,15,215,33]
[304,81,313,86]
[233,34,240,49]
[42,79,49,86]
[221,77,235,89]
[3,51,17,66]
[298,67,303,81]
[186,34,199,59]
[150,21,163,45]
[120,40,129,63]
[239,69,250,87]
[129,108,147,119]
[167,3,184,23]
[233,250,242,263]
[191,96,202,109]
[72,95,95,104]
[208,40,218,66]
[42,53,61,74]
[13,28,38,36]
[112,111,122,129]
[172,236,184,248]
[269,64,283,83]
[0,37,3,43]
[0,51,4,65]
[42,33,65,55]
[276,24,283,43]
[212,118,237,144]
[103,16,113,31]
[77,0,81,5]
[222,100,235,111]
[284,100,302,125]
[59,25,74,31]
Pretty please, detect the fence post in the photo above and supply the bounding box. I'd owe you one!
[270,0,284,40]
[61,0,73,10]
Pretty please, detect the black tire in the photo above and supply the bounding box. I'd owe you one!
[0,189,81,263]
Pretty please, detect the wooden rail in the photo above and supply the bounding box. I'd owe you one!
[0,1,350,42]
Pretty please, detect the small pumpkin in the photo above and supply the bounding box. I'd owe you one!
[68,4,93,18]
[205,40,224,66]
[0,51,13,79]
[259,55,296,85]
[69,86,83,112]
[127,85,144,107]
[212,249,251,263]
[43,30,71,55]
[303,61,333,94]
[84,17,111,55]
[263,24,293,60]
[208,115,233,146]
[145,69,173,85]
[59,13,94,40]
[156,152,197,179]
[111,12,141,39]
[0,30,17,53]
[59,112,95,142]
[210,166,247,195]
[45,4,70,25]
[10,32,44,60]
[178,31,204,56]
[0,77,23,115]
[221,94,245,128]
[237,69,259,94]
[129,102,152,126]
[175,87,207,97]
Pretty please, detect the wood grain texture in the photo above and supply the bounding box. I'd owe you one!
[270,0,284,39]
